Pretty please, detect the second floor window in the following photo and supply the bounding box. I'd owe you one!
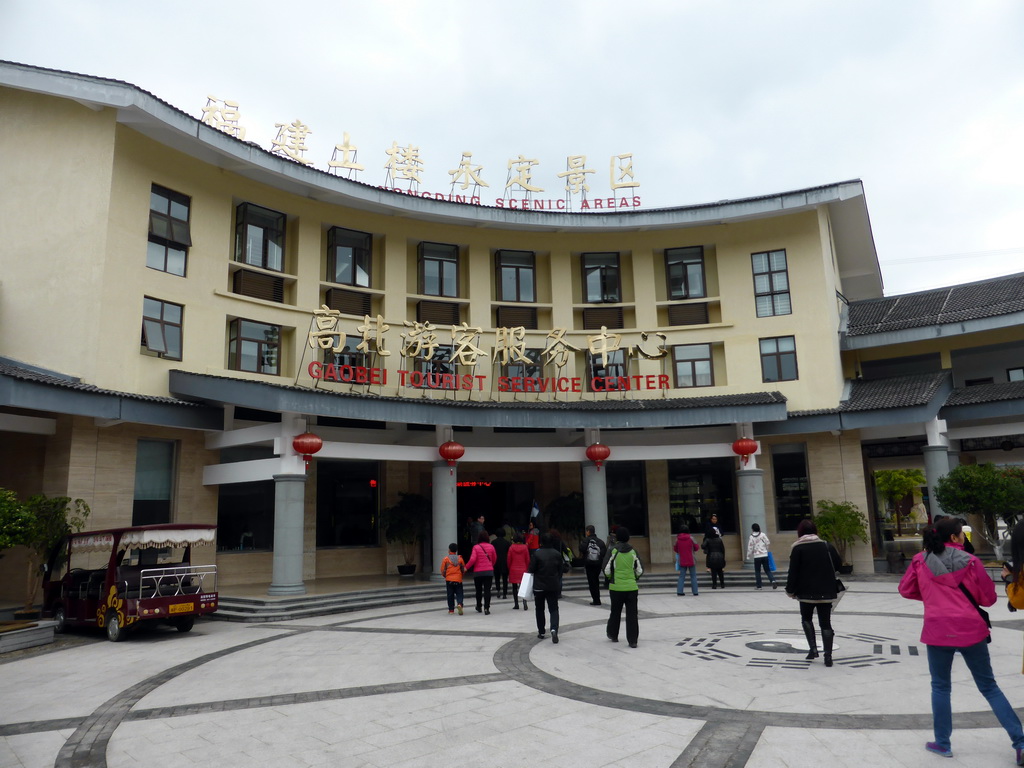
[1009,367,1024,382]
[587,349,627,391]
[760,336,798,382]
[235,203,285,272]
[582,252,620,303]
[673,343,713,387]
[666,247,705,300]
[147,185,191,276]
[141,297,183,360]
[229,319,281,375]
[327,227,371,287]
[419,242,459,297]
[496,250,536,302]
[752,249,791,317]
[503,349,543,379]
[326,335,367,368]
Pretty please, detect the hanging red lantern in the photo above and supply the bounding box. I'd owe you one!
[438,440,465,475]
[293,432,323,470]
[731,437,759,466]
[586,442,611,471]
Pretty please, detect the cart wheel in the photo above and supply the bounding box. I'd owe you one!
[174,616,195,633]
[53,606,66,634]
[106,610,125,642]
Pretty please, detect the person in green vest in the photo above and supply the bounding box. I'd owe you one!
[604,526,644,648]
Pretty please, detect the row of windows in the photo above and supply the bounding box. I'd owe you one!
[146,185,791,315]
[141,295,799,386]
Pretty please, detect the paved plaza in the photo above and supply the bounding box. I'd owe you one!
[4,579,1024,767]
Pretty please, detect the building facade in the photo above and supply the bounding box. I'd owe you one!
[2,62,1023,600]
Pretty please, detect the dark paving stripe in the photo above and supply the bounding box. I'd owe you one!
[54,634,283,768]
[126,673,508,721]
[491,625,1023,731]
[0,717,84,736]
[671,722,765,768]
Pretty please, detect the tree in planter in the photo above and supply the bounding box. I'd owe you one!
[813,498,869,567]
[380,493,431,570]
[544,492,585,562]
[874,469,927,536]
[934,463,1024,561]
[15,494,90,613]
[0,488,32,556]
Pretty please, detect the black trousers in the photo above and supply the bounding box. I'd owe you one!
[584,563,603,603]
[474,574,493,610]
[607,590,639,644]
[534,590,559,633]
[493,569,508,598]
[800,601,833,631]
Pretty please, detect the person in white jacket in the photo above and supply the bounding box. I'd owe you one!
[747,523,778,590]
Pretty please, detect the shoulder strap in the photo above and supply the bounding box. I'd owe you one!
[957,582,992,629]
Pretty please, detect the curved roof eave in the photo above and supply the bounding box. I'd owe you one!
[1,60,872,236]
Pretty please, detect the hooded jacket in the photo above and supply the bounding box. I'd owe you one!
[604,542,643,592]
[899,541,994,647]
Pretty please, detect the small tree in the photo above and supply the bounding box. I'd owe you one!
[813,498,869,565]
[874,469,927,536]
[0,488,32,554]
[380,493,431,565]
[18,494,91,612]
[934,463,1024,560]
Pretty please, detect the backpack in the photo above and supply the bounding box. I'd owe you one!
[586,538,602,562]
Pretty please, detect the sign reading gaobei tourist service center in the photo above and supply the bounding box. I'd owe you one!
[307,308,674,398]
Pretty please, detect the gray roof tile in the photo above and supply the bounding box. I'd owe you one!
[944,381,1024,407]
[848,272,1024,336]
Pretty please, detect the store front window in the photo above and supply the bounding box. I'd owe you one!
[316,460,380,547]
[772,443,811,531]
[667,458,736,534]
[607,460,647,536]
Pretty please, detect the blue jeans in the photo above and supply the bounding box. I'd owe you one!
[677,565,698,595]
[445,581,464,611]
[926,641,1024,751]
[753,556,776,588]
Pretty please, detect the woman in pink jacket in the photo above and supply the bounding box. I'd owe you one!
[899,516,1024,763]
[507,533,531,611]
[464,531,496,615]
[673,526,700,596]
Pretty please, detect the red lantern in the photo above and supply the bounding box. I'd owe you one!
[438,440,465,475]
[732,437,759,466]
[293,432,323,470]
[586,442,611,471]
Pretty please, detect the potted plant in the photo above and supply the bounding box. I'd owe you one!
[813,498,868,574]
[380,493,430,575]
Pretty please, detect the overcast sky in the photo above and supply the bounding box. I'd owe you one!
[3,0,1022,296]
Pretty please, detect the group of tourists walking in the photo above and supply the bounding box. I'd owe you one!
[443,512,1024,766]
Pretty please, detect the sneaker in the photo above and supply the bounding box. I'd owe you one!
[475,606,482,613]
[628,642,638,648]
[551,630,558,644]
[484,609,490,615]
[537,631,546,639]
[457,604,463,615]
[756,586,762,590]
[448,610,454,614]
[590,601,601,606]
[772,582,779,589]
[1017,746,1024,766]
[607,633,618,643]
[925,742,952,758]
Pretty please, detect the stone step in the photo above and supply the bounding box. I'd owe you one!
[214,570,774,622]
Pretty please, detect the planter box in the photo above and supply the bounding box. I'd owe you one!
[0,620,56,654]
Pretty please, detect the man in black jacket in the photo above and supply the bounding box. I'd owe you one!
[529,533,569,643]
[580,525,607,606]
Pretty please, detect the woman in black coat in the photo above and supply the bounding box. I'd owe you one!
[786,518,843,666]
[702,528,726,589]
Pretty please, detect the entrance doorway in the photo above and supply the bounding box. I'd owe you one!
[457,480,534,558]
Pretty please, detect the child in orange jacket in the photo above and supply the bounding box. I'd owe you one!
[440,542,465,615]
